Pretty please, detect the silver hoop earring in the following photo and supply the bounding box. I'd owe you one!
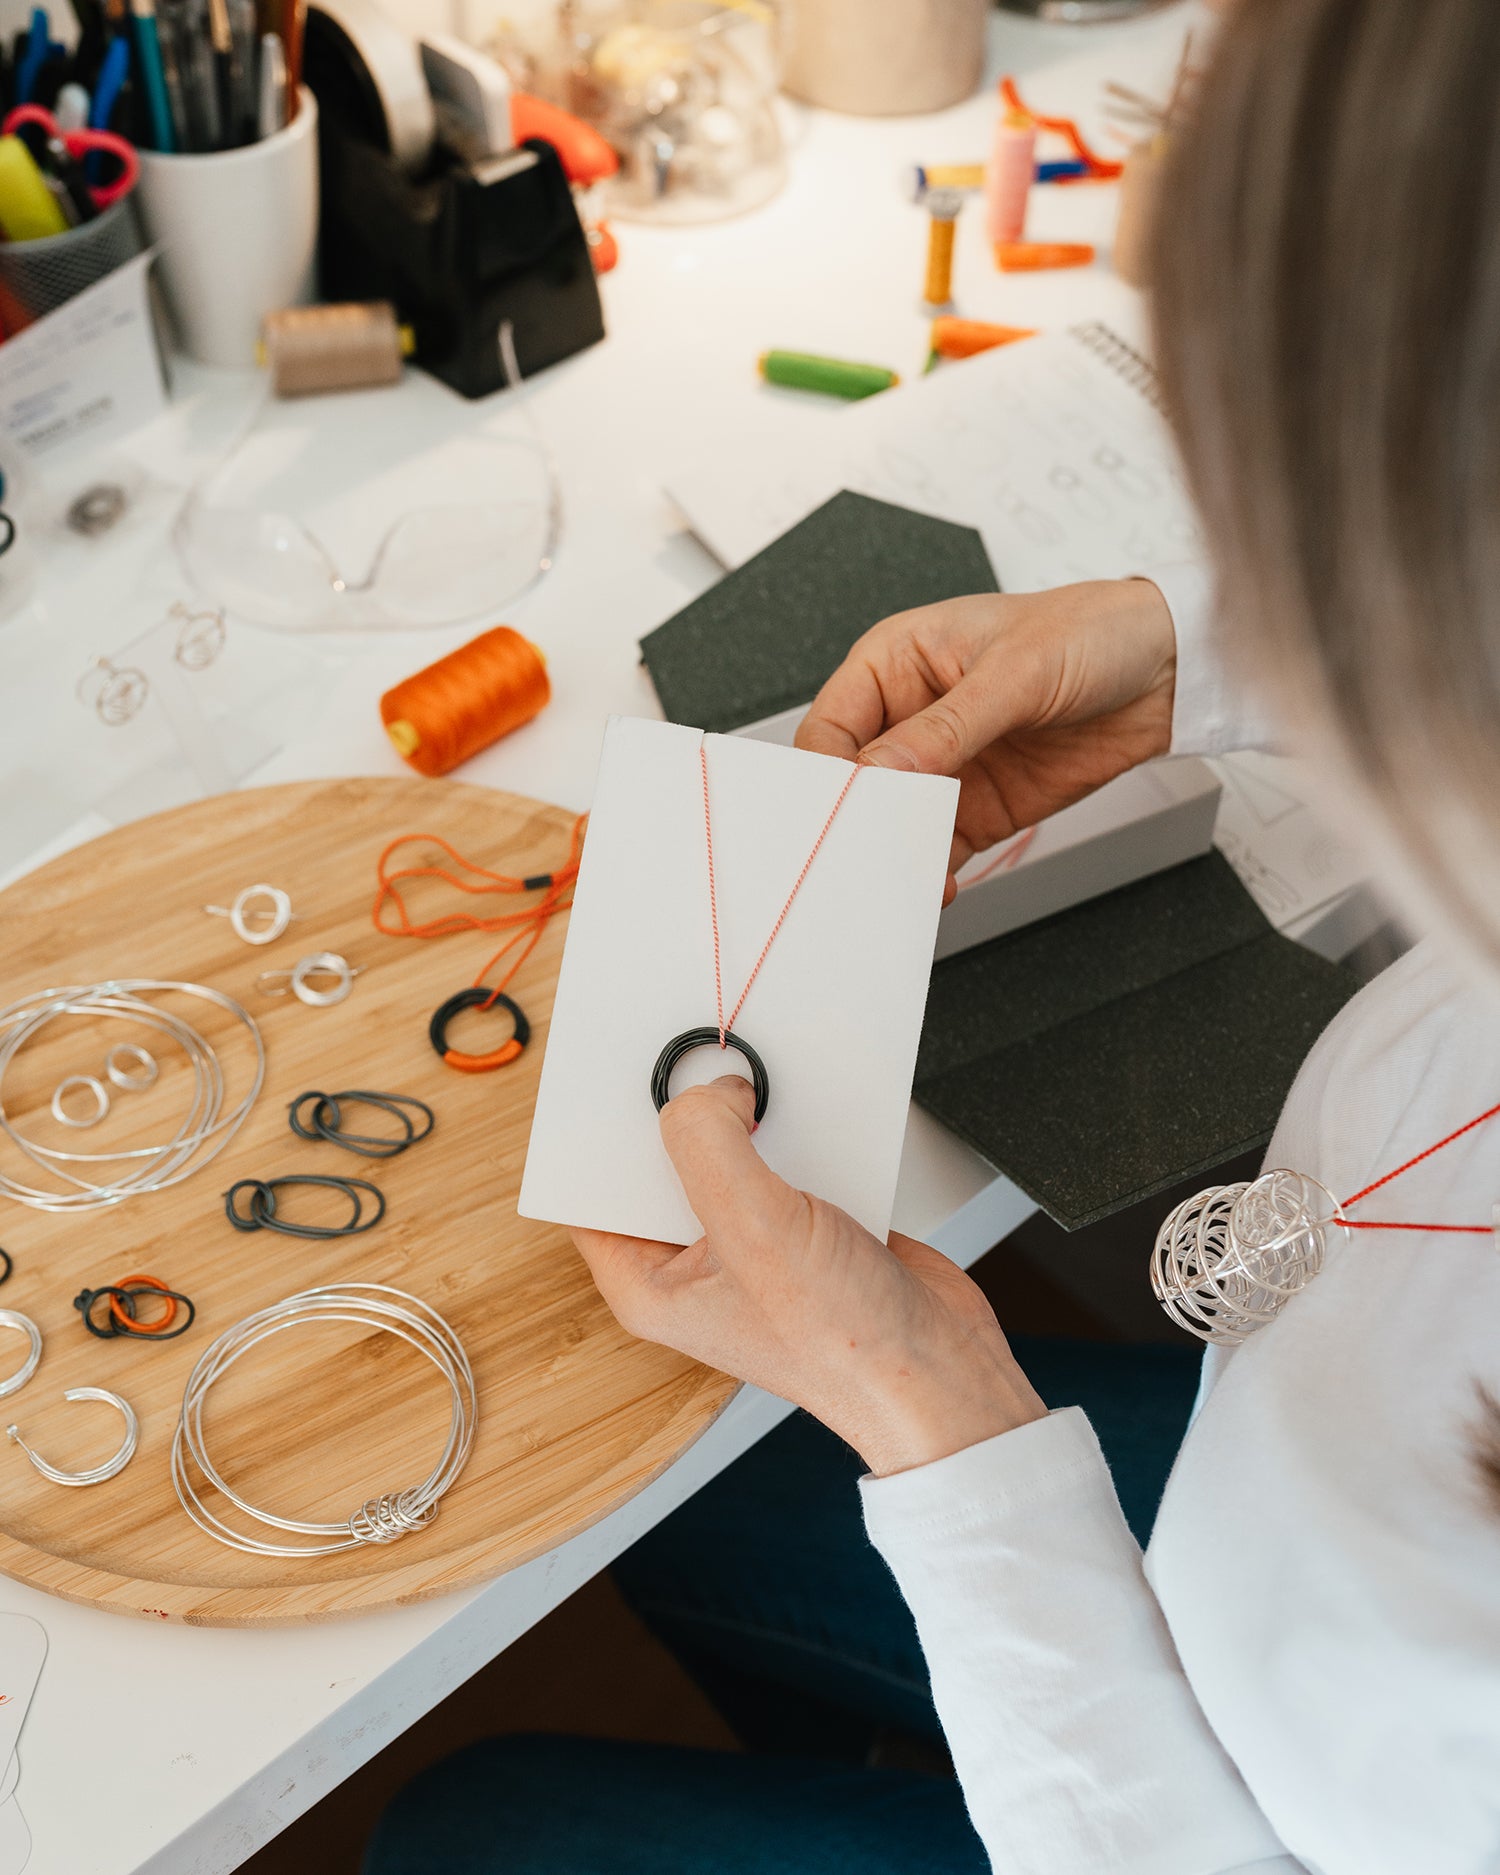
[204,884,295,946]
[105,1044,158,1092]
[170,603,226,671]
[0,1311,43,1399]
[52,1074,110,1128]
[257,952,360,1008]
[76,656,149,726]
[8,1387,138,1486]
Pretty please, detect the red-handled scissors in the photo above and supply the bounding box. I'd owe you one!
[1,104,139,209]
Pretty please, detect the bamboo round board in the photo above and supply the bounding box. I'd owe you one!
[0,778,737,1625]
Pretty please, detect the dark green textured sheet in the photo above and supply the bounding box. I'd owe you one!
[914,853,1361,1229]
[642,490,999,733]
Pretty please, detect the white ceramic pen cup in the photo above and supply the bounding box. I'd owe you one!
[135,89,319,368]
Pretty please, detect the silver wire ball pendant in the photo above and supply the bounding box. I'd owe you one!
[1150,1169,1340,1346]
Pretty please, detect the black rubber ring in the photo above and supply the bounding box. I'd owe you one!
[0,1247,11,1287]
[223,1175,386,1239]
[651,1028,769,1125]
[429,988,531,1064]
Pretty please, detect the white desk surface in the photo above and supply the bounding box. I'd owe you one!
[0,9,1353,1875]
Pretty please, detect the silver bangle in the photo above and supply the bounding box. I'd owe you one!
[172,1285,476,1558]
[256,952,360,1008]
[8,1388,138,1486]
[105,1043,158,1091]
[0,980,265,1212]
[204,884,295,947]
[0,1310,43,1399]
[51,1074,109,1128]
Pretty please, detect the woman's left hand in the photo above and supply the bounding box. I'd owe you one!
[571,1076,1047,1477]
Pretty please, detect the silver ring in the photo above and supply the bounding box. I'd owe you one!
[204,885,293,947]
[52,1074,109,1128]
[257,954,359,1008]
[0,1311,42,1399]
[105,1044,158,1092]
[8,1387,138,1486]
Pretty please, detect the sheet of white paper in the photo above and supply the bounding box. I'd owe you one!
[521,718,958,1245]
[664,325,1202,592]
[0,1799,29,1875]
[0,1751,16,1806]
[1209,750,1365,933]
[0,251,167,460]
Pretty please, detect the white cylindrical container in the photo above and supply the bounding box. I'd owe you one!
[135,90,319,367]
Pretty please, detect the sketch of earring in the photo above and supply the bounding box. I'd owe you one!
[257,952,361,1007]
[8,1387,138,1486]
[75,656,149,726]
[170,602,226,671]
[204,884,298,946]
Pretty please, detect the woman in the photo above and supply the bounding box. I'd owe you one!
[367,2,1500,1869]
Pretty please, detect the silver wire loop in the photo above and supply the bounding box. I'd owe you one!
[0,1310,43,1399]
[172,1284,476,1557]
[8,1387,138,1486]
[169,602,226,671]
[105,1043,158,1091]
[0,980,266,1212]
[1151,1169,1339,1346]
[256,953,360,1008]
[51,1074,109,1128]
[204,884,295,946]
[75,656,149,726]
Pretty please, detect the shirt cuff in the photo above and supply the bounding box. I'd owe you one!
[1135,563,1280,757]
[860,1405,1108,1541]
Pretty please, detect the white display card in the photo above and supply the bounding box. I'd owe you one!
[520,718,958,1245]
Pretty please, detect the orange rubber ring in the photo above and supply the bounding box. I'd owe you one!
[109,1274,178,1334]
[443,1039,522,1073]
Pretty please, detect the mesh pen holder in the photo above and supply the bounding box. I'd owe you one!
[0,194,143,329]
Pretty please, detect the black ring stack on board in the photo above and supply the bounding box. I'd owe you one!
[223,1175,388,1239]
[288,1090,436,1159]
[0,1247,11,1286]
[73,1282,197,1341]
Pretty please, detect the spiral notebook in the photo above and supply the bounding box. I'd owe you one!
[665,323,1202,592]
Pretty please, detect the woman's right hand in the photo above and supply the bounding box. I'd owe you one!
[795,578,1179,901]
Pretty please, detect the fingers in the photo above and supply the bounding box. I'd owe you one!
[860,664,1023,777]
[570,1226,679,1336]
[659,1074,802,1245]
[796,654,888,761]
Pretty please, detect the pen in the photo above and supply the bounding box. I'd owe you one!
[130,0,177,150]
[88,30,128,129]
[257,29,285,137]
[55,81,90,129]
[153,0,190,151]
[206,0,235,146]
[15,9,48,106]
[228,0,257,143]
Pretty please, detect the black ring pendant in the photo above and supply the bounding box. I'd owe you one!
[651,1028,770,1124]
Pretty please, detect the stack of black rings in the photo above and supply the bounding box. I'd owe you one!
[287,1089,435,1159]
[74,1278,197,1340]
[225,1175,387,1238]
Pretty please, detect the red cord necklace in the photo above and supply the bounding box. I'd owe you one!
[373,816,586,1073]
[1154,1097,1500,1345]
[649,743,859,1123]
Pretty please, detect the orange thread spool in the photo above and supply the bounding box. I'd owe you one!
[381,627,551,778]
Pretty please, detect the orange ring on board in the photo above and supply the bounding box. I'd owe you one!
[109,1274,178,1334]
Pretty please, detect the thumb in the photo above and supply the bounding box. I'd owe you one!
[859,669,1016,777]
[659,1074,802,1246]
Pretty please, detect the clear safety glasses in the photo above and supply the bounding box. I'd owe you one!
[172,325,562,634]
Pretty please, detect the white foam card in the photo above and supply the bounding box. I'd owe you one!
[0,1798,28,1875]
[521,718,958,1245]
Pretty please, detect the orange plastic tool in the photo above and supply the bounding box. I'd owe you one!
[995,241,1096,272]
[931,317,1039,359]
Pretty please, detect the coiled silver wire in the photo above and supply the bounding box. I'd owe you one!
[0,980,265,1211]
[172,1285,477,1558]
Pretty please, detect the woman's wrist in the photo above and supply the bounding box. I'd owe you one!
[825,1333,1049,1479]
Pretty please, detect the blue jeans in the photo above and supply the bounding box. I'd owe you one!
[365,1336,1200,1875]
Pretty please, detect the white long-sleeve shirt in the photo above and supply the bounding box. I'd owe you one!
[862,572,1500,1875]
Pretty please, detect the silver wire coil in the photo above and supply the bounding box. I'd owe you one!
[0,980,265,1212]
[171,1284,477,1558]
[1150,1169,1338,1346]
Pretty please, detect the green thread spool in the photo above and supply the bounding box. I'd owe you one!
[758,351,901,400]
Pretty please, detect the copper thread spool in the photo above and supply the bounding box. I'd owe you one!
[381,627,552,778]
[923,189,962,307]
[259,302,417,398]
